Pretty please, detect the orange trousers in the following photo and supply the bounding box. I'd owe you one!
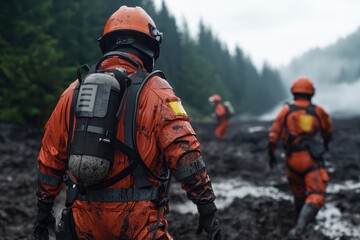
[72,201,173,240]
[287,167,329,209]
[215,119,229,139]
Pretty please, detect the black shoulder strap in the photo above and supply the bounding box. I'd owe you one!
[86,70,168,191]
[76,64,91,83]
[306,104,321,125]
[283,103,295,129]
[66,84,80,163]
[125,70,168,188]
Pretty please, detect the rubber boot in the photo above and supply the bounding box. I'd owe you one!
[288,203,319,239]
[294,196,306,218]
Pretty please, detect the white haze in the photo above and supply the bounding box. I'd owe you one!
[314,80,360,117]
[260,79,360,120]
[171,178,360,239]
[153,0,360,118]
[281,57,360,85]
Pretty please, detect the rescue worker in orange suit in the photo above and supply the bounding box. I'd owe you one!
[209,94,230,139]
[33,6,221,240]
[267,76,332,237]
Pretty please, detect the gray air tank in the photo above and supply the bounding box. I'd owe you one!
[68,72,124,186]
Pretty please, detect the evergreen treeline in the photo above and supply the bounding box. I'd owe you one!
[0,0,286,127]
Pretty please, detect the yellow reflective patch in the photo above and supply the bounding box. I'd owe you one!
[299,114,313,132]
[169,101,187,116]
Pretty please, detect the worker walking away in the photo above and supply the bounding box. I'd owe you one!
[33,6,221,240]
[267,76,332,237]
[209,94,234,140]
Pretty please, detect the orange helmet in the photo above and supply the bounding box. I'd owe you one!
[291,76,315,95]
[98,6,163,72]
[209,94,222,103]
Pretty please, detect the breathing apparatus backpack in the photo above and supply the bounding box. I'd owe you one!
[66,51,170,190]
[223,101,235,118]
[283,103,326,160]
[56,52,172,240]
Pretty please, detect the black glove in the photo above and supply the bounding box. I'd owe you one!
[267,142,277,169]
[33,201,56,240]
[324,139,330,151]
[269,154,277,169]
[196,203,221,240]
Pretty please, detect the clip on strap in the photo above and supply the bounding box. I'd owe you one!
[64,173,83,207]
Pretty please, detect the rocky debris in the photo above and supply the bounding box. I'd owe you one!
[0,117,359,239]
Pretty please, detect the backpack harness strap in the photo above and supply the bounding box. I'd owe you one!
[124,70,151,189]
[66,85,80,164]
[76,187,160,202]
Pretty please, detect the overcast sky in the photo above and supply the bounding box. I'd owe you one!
[153,0,360,68]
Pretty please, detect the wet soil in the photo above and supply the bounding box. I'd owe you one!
[0,118,359,239]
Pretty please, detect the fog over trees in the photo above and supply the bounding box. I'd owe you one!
[281,27,360,85]
[0,0,287,126]
[280,27,360,117]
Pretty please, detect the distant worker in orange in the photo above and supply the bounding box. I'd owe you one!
[33,6,221,240]
[267,76,332,237]
[209,94,233,139]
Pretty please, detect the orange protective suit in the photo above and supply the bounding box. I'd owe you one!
[36,55,216,239]
[268,98,332,209]
[214,103,230,139]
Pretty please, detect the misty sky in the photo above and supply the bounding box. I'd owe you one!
[154,0,360,68]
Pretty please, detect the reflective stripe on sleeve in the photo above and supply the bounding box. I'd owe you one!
[37,169,62,186]
[173,156,206,181]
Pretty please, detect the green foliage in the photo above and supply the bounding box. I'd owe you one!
[0,0,64,126]
[0,0,286,126]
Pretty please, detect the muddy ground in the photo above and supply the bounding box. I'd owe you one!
[0,117,359,240]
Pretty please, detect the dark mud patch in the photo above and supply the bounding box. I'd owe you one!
[1,117,359,239]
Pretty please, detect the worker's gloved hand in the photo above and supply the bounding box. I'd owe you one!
[196,202,221,240]
[196,214,221,239]
[33,200,56,240]
[269,154,277,169]
[267,142,277,169]
[324,139,330,151]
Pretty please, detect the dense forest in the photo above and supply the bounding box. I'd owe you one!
[0,0,286,127]
[281,27,360,85]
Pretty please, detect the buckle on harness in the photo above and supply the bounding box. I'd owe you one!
[64,173,85,207]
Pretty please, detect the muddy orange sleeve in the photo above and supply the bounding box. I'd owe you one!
[316,106,333,141]
[36,82,76,201]
[268,105,289,145]
[153,87,216,204]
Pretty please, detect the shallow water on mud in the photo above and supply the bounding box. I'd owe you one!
[1,118,359,240]
[171,178,360,239]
